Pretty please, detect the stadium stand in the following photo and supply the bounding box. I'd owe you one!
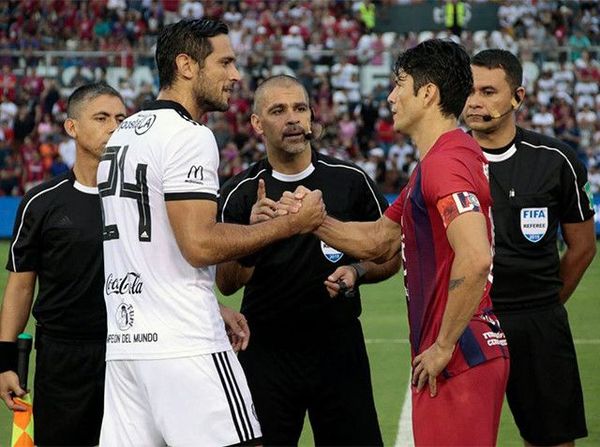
[0,0,598,202]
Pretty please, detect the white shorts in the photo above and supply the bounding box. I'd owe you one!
[100,350,261,447]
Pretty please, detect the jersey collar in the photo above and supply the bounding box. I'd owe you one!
[475,127,521,163]
[482,144,517,162]
[267,149,317,182]
[272,163,315,182]
[69,170,99,194]
[142,100,193,121]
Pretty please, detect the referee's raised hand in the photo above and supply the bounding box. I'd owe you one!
[250,179,279,224]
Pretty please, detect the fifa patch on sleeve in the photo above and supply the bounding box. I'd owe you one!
[436,192,481,228]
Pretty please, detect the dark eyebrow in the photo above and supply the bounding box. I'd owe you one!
[220,56,236,63]
[266,102,308,112]
[93,111,126,118]
[266,103,285,112]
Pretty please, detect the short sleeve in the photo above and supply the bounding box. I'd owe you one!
[559,148,595,223]
[218,178,257,267]
[218,178,253,225]
[359,170,389,221]
[384,187,406,224]
[6,195,42,272]
[422,150,481,204]
[163,125,220,202]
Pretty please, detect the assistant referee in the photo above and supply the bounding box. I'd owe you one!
[464,49,596,446]
[0,83,126,446]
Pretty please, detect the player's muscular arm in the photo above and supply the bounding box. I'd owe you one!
[559,219,596,304]
[437,212,491,347]
[216,261,254,296]
[0,271,36,410]
[167,194,325,268]
[412,212,491,396]
[315,215,402,263]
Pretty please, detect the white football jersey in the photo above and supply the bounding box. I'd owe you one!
[98,100,230,360]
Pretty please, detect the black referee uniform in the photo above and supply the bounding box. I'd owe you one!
[7,170,106,446]
[219,150,387,446]
[482,127,594,445]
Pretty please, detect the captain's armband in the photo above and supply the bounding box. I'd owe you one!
[436,192,481,229]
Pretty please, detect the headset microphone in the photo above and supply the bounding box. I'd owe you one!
[304,130,313,140]
[482,97,520,122]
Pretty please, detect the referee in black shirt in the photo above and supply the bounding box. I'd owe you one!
[0,83,127,446]
[217,75,399,446]
[464,50,596,447]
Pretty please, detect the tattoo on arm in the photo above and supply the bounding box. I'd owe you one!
[449,277,465,291]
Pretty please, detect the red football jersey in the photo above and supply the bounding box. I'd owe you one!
[385,129,508,377]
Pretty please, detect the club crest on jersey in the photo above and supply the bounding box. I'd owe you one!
[520,207,548,242]
[134,114,156,135]
[116,302,135,331]
[321,241,343,263]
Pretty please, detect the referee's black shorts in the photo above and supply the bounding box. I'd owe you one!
[33,330,106,447]
[496,303,587,446]
[239,319,382,446]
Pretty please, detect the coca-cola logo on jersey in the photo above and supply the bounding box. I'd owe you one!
[105,273,144,295]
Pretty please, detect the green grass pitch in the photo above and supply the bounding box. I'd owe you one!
[0,240,598,445]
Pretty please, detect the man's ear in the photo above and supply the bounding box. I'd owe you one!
[64,118,76,139]
[421,83,439,109]
[512,86,526,109]
[250,113,263,135]
[174,53,196,81]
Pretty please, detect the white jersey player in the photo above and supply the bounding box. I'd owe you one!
[97,18,326,447]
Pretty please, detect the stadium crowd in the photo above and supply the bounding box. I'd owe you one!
[0,0,599,198]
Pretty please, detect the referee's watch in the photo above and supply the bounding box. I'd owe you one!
[350,263,367,284]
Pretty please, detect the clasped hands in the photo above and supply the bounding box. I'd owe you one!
[250,179,354,298]
[250,179,326,233]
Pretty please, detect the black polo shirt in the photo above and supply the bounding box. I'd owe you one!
[7,170,106,339]
[219,150,388,342]
[481,127,595,311]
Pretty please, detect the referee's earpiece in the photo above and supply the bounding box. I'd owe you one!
[511,92,522,109]
[306,107,323,141]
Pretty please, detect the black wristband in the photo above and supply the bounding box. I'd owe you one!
[350,263,367,283]
[0,341,18,373]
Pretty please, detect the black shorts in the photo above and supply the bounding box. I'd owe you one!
[496,304,587,445]
[238,319,382,446]
[33,331,106,446]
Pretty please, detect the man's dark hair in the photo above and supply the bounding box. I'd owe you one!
[393,39,473,119]
[67,82,123,118]
[471,49,523,91]
[156,18,229,89]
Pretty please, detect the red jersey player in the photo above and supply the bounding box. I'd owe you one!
[300,39,510,445]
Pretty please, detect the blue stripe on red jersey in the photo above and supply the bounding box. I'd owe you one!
[407,167,437,353]
[458,326,486,367]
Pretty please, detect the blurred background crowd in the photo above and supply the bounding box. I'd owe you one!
[0,0,599,199]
